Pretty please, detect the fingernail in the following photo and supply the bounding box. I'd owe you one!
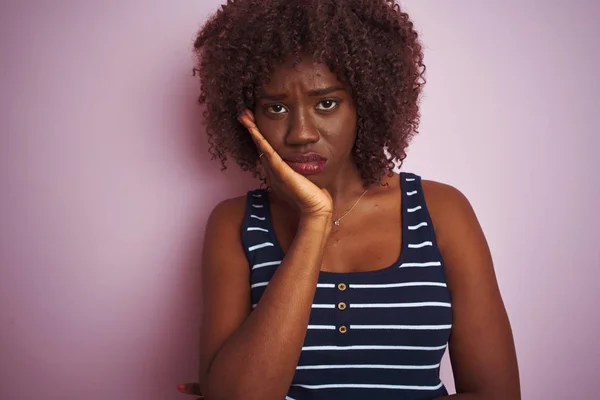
[177,384,184,391]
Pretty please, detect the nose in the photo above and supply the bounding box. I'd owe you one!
[285,108,320,146]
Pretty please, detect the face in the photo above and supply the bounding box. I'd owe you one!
[254,55,358,186]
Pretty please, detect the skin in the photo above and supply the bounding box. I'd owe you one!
[180,56,520,399]
[253,57,361,201]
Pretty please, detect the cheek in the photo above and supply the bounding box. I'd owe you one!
[330,111,357,148]
[255,116,286,146]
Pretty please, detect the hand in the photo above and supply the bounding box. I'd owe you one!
[238,109,333,220]
[177,383,203,399]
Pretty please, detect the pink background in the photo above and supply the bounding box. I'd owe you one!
[1,1,598,399]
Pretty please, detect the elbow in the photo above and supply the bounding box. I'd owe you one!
[200,373,284,400]
[202,387,282,400]
[455,388,520,400]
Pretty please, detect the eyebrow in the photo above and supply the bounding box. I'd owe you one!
[308,86,345,96]
[257,86,345,101]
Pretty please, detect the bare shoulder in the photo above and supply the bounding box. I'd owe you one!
[421,179,474,218]
[201,192,251,290]
[420,179,482,256]
[206,194,248,231]
[421,179,471,208]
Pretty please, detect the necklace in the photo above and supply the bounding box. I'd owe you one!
[333,188,369,226]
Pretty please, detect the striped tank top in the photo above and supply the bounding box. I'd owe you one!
[241,172,452,400]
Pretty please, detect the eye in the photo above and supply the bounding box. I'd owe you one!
[316,99,339,111]
[266,104,288,114]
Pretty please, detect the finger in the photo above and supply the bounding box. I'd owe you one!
[261,158,276,188]
[237,109,258,138]
[238,110,297,185]
[238,113,266,151]
[237,110,272,168]
[239,108,255,124]
[177,383,201,395]
[237,111,280,162]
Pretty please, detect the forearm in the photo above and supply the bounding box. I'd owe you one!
[204,216,330,400]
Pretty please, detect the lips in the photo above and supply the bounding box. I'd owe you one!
[283,152,328,175]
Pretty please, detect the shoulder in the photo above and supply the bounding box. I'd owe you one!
[421,179,475,222]
[201,193,253,279]
[208,194,247,222]
[419,178,484,257]
[205,192,255,236]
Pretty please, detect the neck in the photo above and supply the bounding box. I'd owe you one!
[267,160,382,225]
[323,159,369,212]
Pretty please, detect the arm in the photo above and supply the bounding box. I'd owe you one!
[423,181,521,400]
[198,199,330,400]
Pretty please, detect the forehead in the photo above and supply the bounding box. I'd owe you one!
[261,56,344,92]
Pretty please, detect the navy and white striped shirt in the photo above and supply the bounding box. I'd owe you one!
[241,172,452,400]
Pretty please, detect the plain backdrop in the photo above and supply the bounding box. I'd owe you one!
[1,1,599,399]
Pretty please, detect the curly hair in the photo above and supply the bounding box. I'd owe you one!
[193,0,425,185]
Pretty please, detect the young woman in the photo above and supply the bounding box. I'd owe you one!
[179,1,520,399]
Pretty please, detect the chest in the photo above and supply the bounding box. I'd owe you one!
[271,196,403,273]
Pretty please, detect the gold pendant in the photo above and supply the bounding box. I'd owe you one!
[334,220,340,226]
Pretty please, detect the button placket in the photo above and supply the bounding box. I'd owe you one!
[335,281,351,338]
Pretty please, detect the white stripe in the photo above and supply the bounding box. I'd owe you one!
[247,227,269,232]
[405,178,416,182]
[292,382,444,391]
[250,281,269,289]
[408,241,433,249]
[252,194,262,198]
[407,190,418,196]
[350,324,452,330]
[399,261,441,268]
[408,222,428,230]
[350,302,451,309]
[285,397,296,400]
[250,214,266,220]
[307,325,336,330]
[317,283,336,288]
[349,281,446,289]
[252,204,264,208]
[251,260,281,270]
[312,304,335,309]
[296,363,440,371]
[248,242,274,251]
[302,344,447,351]
[407,205,422,213]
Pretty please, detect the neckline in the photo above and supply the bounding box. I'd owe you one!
[261,172,411,277]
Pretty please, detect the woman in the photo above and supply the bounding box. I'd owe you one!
[179,0,520,399]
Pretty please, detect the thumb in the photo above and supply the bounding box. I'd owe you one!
[321,187,333,202]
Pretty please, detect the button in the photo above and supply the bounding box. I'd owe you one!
[337,283,347,291]
[338,325,348,334]
[337,302,347,310]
